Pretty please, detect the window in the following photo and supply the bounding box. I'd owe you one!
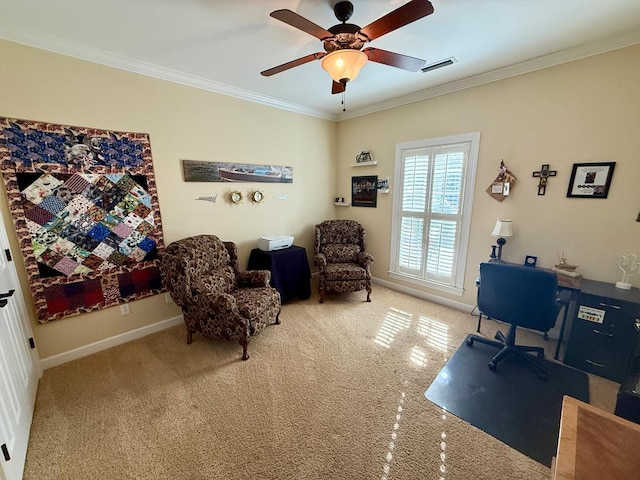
[389,133,479,296]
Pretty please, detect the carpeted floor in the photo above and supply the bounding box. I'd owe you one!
[24,283,619,479]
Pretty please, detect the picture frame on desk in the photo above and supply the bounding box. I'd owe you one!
[566,162,616,198]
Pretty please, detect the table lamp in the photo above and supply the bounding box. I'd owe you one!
[490,219,513,262]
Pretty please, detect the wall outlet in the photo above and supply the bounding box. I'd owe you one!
[165,293,172,304]
[120,304,130,315]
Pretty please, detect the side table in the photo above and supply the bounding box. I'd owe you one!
[248,246,311,302]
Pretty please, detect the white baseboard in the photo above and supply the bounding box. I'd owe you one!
[373,276,476,313]
[40,280,472,369]
[41,315,184,369]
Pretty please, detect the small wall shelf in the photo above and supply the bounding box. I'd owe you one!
[334,202,350,207]
[350,161,378,167]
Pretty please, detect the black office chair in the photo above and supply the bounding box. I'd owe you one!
[466,262,564,379]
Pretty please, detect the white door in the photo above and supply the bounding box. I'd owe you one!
[0,210,41,480]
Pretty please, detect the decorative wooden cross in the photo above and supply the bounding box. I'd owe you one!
[532,164,557,195]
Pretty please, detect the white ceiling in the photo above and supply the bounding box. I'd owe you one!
[1,0,640,120]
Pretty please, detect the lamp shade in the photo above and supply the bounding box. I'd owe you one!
[491,219,513,238]
[321,49,368,84]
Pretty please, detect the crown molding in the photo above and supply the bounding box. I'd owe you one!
[339,31,640,120]
[2,23,639,123]
[0,23,338,121]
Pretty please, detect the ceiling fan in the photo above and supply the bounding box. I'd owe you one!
[260,0,435,94]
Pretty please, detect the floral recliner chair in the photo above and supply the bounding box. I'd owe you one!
[314,220,374,303]
[159,235,281,360]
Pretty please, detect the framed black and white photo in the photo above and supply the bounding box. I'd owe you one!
[566,162,616,198]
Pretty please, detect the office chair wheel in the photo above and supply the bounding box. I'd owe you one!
[488,361,497,371]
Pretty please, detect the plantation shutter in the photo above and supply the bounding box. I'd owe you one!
[398,148,429,274]
[392,137,475,292]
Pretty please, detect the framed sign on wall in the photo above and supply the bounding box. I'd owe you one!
[351,175,377,208]
[566,162,616,198]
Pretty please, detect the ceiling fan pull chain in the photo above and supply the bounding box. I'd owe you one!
[342,91,346,112]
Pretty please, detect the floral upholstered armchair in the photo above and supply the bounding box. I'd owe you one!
[314,220,374,303]
[159,235,281,360]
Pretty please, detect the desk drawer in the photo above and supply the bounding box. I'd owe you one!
[564,293,640,382]
[564,323,632,382]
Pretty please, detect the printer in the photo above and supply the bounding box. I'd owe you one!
[258,234,294,251]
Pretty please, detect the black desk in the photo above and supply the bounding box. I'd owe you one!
[248,246,311,302]
[553,273,582,360]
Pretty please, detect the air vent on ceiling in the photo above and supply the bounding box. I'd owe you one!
[421,57,457,73]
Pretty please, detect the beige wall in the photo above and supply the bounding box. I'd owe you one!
[2,39,639,360]
[0,40,337,359]
[337,45,640,307]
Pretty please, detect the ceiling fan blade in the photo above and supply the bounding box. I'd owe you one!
[331,81,346,95]
[270,9,334,41]
[363,47,425,71]
[359,0,434,42]
[261,52,326,77]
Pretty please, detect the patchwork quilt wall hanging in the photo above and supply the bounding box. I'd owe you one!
[0,117,165,322]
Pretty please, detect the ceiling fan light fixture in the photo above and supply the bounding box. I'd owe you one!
[321,49,368,84]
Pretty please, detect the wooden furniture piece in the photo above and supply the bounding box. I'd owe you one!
[247,246,311,302]
[551,395,640,479]
[563,279,640,382]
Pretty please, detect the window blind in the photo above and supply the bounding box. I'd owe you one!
[390,134,479,295]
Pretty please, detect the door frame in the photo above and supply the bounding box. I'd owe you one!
[0,208,42,480]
